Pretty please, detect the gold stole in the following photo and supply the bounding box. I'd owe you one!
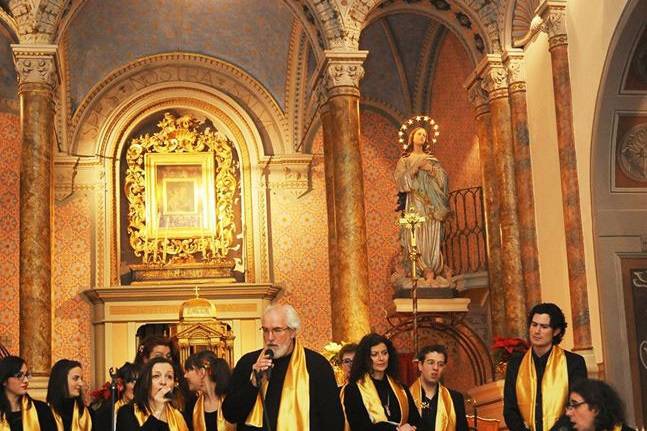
[409,378,457,431]
[192,393,235,431]
[245,340,310,429]
[356,373,409,426]
[340,384,351,431]
[516,346,569,431]
[133,404,188,431]
[51,402,92,431]
[0,396,41,431]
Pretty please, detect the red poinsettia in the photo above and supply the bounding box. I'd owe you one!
[492,336,529,364]
[89,381,124,409]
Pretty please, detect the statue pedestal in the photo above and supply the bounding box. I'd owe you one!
[467,379,505,429]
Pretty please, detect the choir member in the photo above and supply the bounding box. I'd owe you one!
[0,355,56,431]
[116,357,188,431]
[343,333,420,431]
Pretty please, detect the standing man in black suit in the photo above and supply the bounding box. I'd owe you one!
[409,344,469,431]
[504,303,587,431]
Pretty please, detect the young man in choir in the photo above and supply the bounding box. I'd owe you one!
[222,304,344,431]
[409,345,468,431]
[504,303,588,431]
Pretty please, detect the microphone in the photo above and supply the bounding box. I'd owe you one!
[255,349,274,382]
[163,388,174,400]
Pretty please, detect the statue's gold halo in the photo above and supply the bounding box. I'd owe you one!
[398,115,440,150]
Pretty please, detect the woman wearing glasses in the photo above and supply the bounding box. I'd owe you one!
[116,357,188,431]
[343,333,420,431]
[46,359,93,431]
[0,355,56,430]
[564,379,635,431]
[182,351,234,431]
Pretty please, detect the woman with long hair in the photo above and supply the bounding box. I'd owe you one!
[564,379,635,431]
[116,357,188,431]
[343,333,420,431]
[47,359,92,431]
[0,355,56,430]
[182,351,234,431]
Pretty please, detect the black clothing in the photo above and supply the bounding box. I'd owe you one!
[343,376,421,431]
[503,348,587,431]
[222,347,344,431]
[182,397,219,431]
[54,398,93,431]
[3,399,56,431]
[418,387,468,431]
[116,404,171,431]
[549,416,637,431]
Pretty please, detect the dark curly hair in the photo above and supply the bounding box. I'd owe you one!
[184,351,231,397]
[570,379,625,431]
[134,336,180,369]
[349,333,400,384]
[416,344,448,363]
[527,303,567,345]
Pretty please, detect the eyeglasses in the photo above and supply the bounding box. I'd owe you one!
[341,359,353,365]
[260,327,291,336]
[565,400,587,410]
[11,371,32,381]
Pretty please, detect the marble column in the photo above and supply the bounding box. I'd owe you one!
[466,75,505,339]
[480,55,526,338]
[540,2,592,350]
[11,44,58,377]
[319,51,371,342]
[504,51,541,310]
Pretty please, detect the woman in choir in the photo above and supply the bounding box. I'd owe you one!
[93,362,139,431]
[116,357,188,431]
[343,333,420,431]
[47,359,93,431]
[182,351,234,431]
[0,355,56,430]
[134,337,189,411]
[564,379,635,431]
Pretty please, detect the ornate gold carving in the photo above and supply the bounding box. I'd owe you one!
[11,44,58,89]
[125,113,238,265]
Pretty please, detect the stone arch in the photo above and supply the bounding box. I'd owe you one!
[500,0,540,49]
[340,0,499,54]
[69,53,289,159]
[591,0,647,424]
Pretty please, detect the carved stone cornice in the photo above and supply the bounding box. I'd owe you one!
[317,50,368,102]
[261,154,313,197]
[537,0,568,49]
[478,54,509,101]
[503,50,527,94]
[11,44,58,92]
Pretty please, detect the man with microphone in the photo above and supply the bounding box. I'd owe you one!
[223,303,344,430]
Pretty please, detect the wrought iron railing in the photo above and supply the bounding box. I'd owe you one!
[441,186,487,275]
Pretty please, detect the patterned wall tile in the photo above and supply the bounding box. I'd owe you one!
[0,113,20,354]
[52,191,93,381]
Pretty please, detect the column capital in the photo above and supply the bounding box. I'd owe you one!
[464,72,490,116]
[11,44,59,91]
[537,0,568,49]
[478,54,509,101]
[503,49,527,94]
[317,50,368,102]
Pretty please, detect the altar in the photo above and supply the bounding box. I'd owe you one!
[82,282,279,385]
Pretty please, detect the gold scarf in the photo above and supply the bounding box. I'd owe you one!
[245,340,310,429]
[0,395,41,431]
[339,384,351,431]
[133,404,188,431]
[356,373,409,426]
[192,393,235,431]
[516,346,569,431]
[409,378,456,431]
[51,401,92,431]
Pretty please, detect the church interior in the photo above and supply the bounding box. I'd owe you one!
[0,0,646,427]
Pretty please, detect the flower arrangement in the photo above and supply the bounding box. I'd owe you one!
[492,336,528,379]
[89,381,122,410]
